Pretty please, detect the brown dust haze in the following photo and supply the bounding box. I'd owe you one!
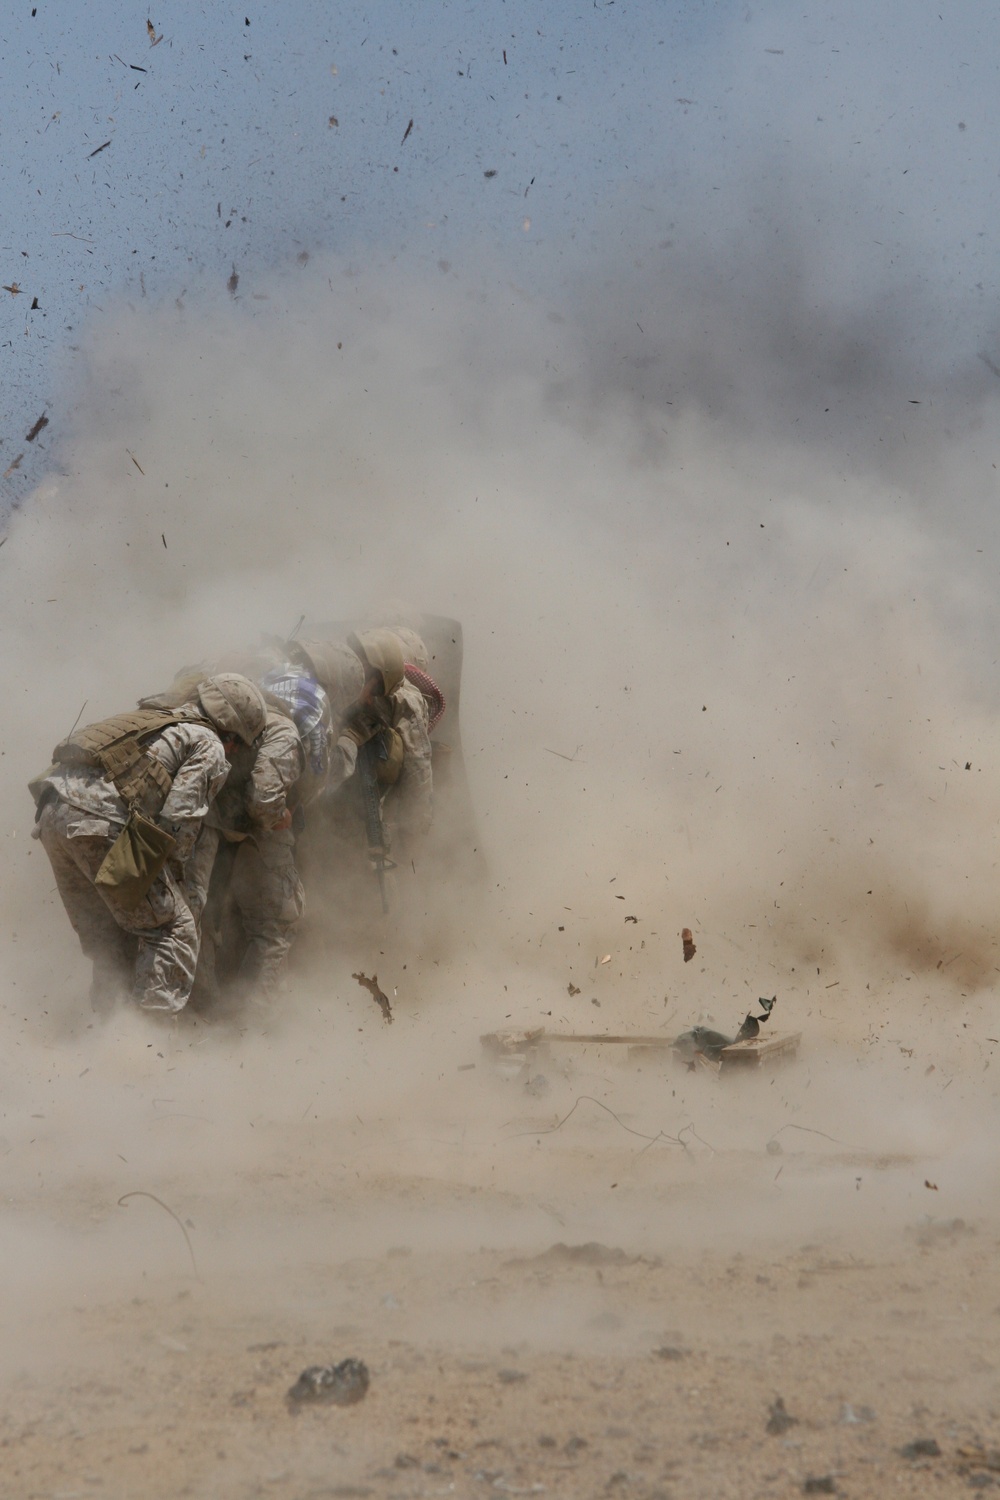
[2,263,1000,1378]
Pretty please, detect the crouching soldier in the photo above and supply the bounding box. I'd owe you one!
[217,656,395,1003]
[192,685,311,1010]
[385,625,445,861]
[29,674,267,1016]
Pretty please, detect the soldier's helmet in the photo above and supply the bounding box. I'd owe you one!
[196,673,268,745]
[390,625,429,672]
[290,639,365,711]
[351,628,405,695]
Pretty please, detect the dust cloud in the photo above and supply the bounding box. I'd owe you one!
[2,259,1000,1385]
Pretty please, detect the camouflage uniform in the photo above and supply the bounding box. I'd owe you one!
[200,709,306,1003]
[34,711,229,1013]
[387,676,434,848]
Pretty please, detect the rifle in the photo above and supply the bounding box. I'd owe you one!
[356,735,391,913]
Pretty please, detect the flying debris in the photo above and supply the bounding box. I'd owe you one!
[401,118,413,146]
[87,141,111,159]
[352,971,393,1024]
[227,264,239,297]
[682,927,696,962]
[25,413,48,443]
[2,283,22,295]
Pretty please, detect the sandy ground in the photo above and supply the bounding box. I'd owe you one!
[4,940,1000,1500]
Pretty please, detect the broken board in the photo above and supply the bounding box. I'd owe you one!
[717,1032,801,1072]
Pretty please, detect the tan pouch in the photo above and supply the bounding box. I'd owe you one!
[375,727,405,787]
[94,810,177,911]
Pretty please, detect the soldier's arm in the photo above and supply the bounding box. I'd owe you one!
[325,732,359,794]
[246,721,305,830]
[151,724,230,861]
[391,692,434,839]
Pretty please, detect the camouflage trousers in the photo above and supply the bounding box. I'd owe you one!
[36,797,199,1014]
[230,827,305,999]
[192,825,305,1004]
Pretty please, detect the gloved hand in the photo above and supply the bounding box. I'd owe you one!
[340,696,391,747]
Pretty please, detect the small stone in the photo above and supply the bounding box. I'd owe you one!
[766,1397,798,1436]
[803,1478,836,1495]
[900,1438,941,1459]
[497,1368,527,1384]
[286,1358,369,1406]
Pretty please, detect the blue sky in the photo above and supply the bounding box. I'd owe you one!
[2,1,999,511]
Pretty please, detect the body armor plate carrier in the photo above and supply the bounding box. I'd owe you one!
[52,708,208,815]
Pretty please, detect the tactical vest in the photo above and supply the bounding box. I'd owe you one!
[52,708,209,814]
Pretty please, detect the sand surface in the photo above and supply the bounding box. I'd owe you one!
[4,942,999,1500]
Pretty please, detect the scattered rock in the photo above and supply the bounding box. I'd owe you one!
[766,1397,798,1436]
[286,1358,369,1407]
[900,1438,941,1459]
[653,1344,690,1361]
[566,1436,589,1454]
[538,1435,557,1448]
[803,1478,837,1495]
[394,1453,420,1469]
[497,1368,528,1384]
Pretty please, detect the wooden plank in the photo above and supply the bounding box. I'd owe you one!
[542,1033,675,1047]
[719,1032,801,1069]
[480,1029,677,1053]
